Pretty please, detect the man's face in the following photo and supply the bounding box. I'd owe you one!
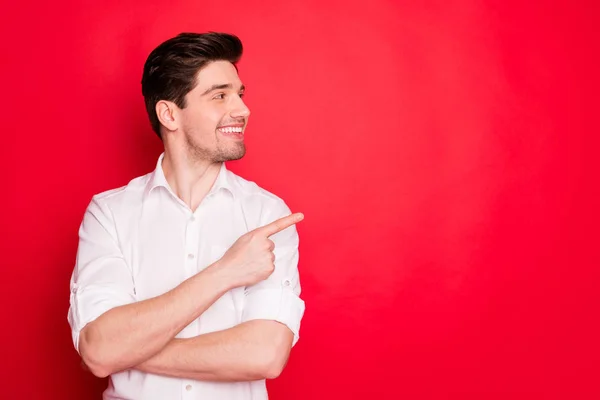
[178,60,250,163]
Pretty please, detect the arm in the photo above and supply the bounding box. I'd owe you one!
[70,196,303,379]
[79,266,229,378]
[133,201,306,381]
[70,197,232,378]
[137,319,293,381]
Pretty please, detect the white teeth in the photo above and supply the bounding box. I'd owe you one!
[220,127,243,133]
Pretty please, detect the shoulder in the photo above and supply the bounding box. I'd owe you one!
[226,169,299,242]
[227,168,289,210]
[88,173,151,215]
[226,168,293,229]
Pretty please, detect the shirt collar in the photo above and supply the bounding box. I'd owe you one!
[143,153,235,200]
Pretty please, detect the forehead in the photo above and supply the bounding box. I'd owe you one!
[195,60,242,89]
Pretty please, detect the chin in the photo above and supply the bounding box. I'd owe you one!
[216,145,246,162]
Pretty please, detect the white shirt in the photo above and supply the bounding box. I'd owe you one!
[68,153,305,400]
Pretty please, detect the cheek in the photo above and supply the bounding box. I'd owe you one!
[183,108,220,135]
[198,108,224,131]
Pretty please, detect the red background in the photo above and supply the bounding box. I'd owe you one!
[1,0,599,398]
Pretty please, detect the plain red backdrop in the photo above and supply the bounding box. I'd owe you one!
[1,0,599,398]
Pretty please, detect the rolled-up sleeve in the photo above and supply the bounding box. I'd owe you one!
[67,197,136,353]
[241,199,305,346]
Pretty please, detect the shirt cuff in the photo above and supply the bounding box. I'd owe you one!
[242,288,305,346]
[68,285,137,353]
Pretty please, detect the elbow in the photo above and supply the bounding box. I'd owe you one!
[86,363,111,379]
[246,320,294,380]
[79,326,113,378]
[86,360,111,379]
[258,353,284,380]
[260,339,291,380]
[263,361,285,380]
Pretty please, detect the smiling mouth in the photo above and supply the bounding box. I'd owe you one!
[217,126,244,134]
[217,125,245,140]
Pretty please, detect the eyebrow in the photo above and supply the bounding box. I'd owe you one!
[201,83,245,96]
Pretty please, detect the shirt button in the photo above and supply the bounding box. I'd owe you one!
[186,384,192,391]
[283,279,291,287]
[187,253,195,260]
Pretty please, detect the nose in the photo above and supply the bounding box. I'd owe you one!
[230,95,250,119]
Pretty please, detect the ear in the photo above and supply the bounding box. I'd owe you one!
[156,100,179,132]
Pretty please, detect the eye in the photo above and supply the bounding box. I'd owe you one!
[213,93,225,100]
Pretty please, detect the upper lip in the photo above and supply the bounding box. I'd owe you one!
[218,124,245,128]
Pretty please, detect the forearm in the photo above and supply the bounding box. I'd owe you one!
[80,266,230,378]
[135,320,293,382]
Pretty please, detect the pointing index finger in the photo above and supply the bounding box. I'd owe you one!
[256,213,304,237]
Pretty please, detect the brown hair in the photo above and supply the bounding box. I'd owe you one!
[141,32,243,139]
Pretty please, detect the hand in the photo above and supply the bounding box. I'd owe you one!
[214,213,304,288]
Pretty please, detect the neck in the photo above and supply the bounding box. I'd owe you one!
[161,145,222,212]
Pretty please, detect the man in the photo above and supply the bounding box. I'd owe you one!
[68,32,305,400]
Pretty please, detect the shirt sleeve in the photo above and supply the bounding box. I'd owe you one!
[241,199,306,346]
[67,196,136,353]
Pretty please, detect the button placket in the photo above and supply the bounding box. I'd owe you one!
[184,213,200,277]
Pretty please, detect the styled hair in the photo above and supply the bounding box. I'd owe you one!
[141,32,243,139]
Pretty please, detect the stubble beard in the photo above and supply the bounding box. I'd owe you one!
[184,131,246,163]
